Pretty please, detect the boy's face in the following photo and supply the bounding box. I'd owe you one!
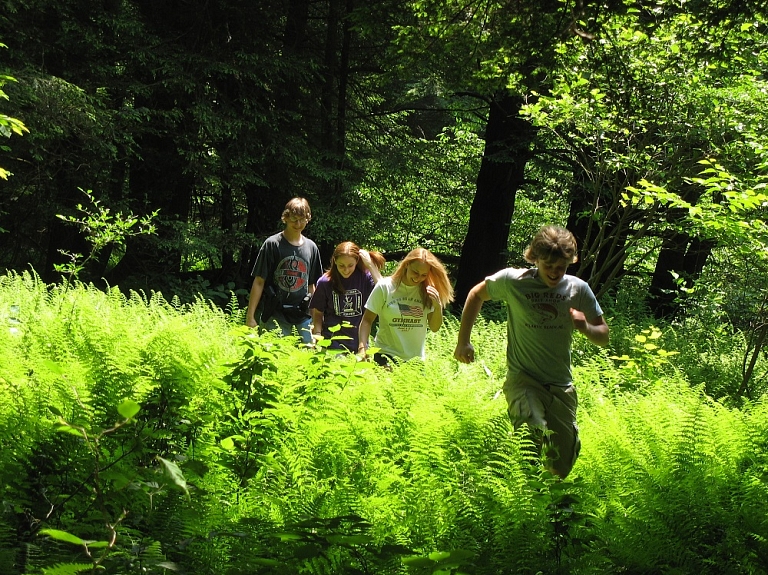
[283,213,309,232]
[537,257,569,288]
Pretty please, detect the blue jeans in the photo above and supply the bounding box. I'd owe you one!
[263,312,313,344]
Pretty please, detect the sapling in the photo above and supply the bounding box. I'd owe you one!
[55,188,158,285]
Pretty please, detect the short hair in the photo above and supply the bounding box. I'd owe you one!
[524,225,578,264]
[391,247,454,307]
[281,197,312,222]
[326,241,386,294]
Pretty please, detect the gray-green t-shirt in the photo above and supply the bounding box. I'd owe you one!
[486,268,603,386]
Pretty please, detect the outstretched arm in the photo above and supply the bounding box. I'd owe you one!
[426,285,443,332]
[311,308,324,343]
[570,309,609,346]
[454,281,491,363]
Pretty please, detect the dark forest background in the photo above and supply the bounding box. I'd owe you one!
[1,0,767,320]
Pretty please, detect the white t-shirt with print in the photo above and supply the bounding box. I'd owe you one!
[364,277,434,360]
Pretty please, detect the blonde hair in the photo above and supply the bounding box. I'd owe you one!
[391,247,454,307]
[524,225,578,264]
[326,241,386,294]
[281,197,312,222]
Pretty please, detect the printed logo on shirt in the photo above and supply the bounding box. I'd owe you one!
[275,256,308,293]
[532,302,558,322]
[334,290,363,317]
[397,303,423,318]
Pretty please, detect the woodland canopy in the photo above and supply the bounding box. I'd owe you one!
[0,0,766,316]
[2,0,768,573]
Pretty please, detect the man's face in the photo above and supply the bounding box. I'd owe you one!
[537,257,569,288]
[284,214,308,232]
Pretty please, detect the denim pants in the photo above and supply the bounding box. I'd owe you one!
[263,311,313,344]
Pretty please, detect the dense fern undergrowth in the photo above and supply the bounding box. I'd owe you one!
[1,271,767,575]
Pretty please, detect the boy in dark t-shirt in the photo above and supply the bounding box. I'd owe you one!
[245,197,322,344]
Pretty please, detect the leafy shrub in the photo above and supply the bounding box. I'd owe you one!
[2,270,768,574]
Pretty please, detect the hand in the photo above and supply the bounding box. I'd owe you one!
[246,316,258,328]
[570,308,587,333]
[426,285,440,304]
[454,342,475,364]
[359,249,371,266]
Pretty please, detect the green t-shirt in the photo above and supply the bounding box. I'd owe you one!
[486,268,603,386]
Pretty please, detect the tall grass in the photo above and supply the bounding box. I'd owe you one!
[2,270,767,574]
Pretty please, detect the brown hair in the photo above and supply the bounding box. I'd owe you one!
[281,197,312,222]
[391,247,454,307]
[524,225,578,264]
[326,241,386,294]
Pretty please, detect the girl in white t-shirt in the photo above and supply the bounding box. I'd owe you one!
[358,247,454,363]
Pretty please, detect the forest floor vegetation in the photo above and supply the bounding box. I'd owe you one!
[1,271,767,575]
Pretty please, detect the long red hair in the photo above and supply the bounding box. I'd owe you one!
[326,241,385,294]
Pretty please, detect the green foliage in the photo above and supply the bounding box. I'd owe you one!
[2,271,768,574]
[55,189,158,284]
[354,123,483,256]
[0,66,28,181]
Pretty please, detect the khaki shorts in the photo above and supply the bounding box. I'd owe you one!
[502,371,580,478]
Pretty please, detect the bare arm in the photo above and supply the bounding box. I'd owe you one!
[246,276,266,328]
[454,281,491,363]
[426,285,443,332]
[358,250,383,284]
[357,309,377,358]
[311,308,324,340]
[570,309,610,346]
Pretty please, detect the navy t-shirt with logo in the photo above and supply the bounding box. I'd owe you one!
[251,232,322,307]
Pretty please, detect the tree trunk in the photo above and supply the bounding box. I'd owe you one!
[566,178,628,294]
[452,93,536,309]
[647,233,714,319]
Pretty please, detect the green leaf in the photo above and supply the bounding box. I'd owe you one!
[156,456,190,498]
[401,556,436,567]
[42,359,65,375]
[55,424,85,438]
[117,399,140,419]
[42,563,101,575]
[326,534,373,545]
[40,529,85,546]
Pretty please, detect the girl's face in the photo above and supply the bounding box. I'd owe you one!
[537,257,569,288]
[403,260,430,286]
[334,255,358,278]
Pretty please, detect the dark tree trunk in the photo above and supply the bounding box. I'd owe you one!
[105,126,194,284]
[648,233,714,319]
[566,182,627,294]
[452,93,537,309]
